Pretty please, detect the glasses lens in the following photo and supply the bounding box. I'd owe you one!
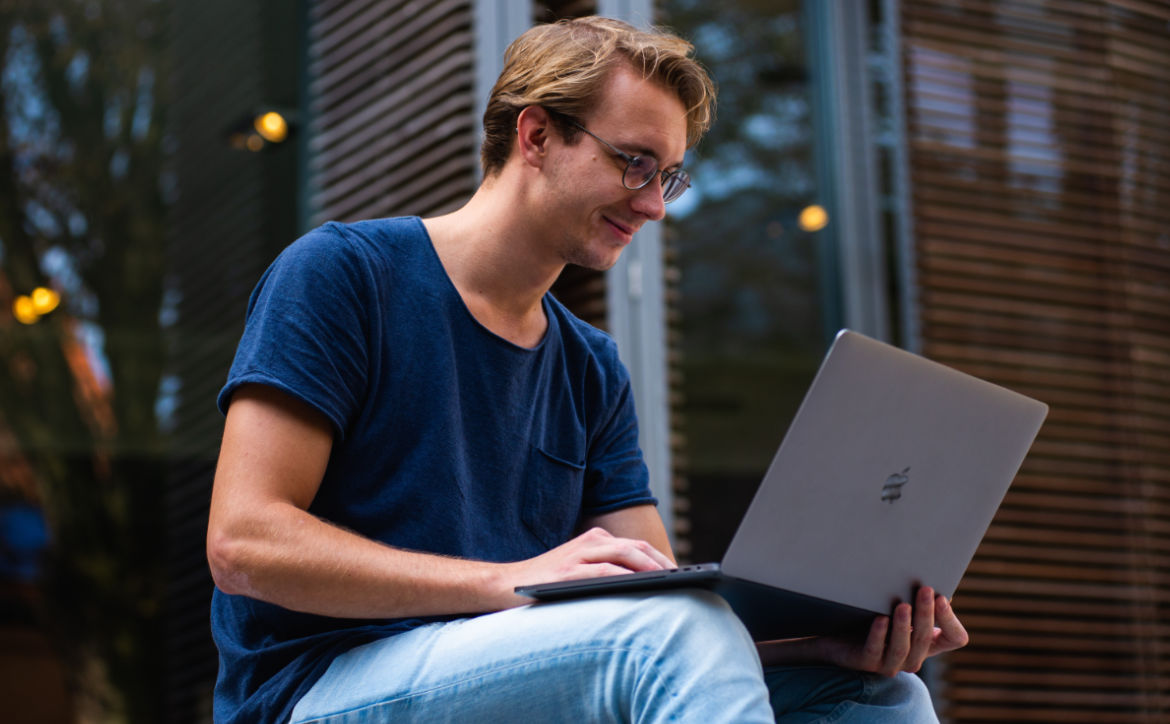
[623,156,658,190]
[662,170,690,203]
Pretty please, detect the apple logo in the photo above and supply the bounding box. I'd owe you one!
[881,467,910,503]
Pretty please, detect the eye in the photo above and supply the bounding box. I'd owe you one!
[626,155,658,184]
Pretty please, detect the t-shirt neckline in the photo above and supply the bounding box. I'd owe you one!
[411,216,557,354]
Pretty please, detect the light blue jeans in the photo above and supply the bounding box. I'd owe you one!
[289,590,937,723]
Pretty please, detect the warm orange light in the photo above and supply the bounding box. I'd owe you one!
[31,286,60,315]
[13,295,38,324]
[245,133,265,152]
[254,111,289,143]
[798,204,829,232]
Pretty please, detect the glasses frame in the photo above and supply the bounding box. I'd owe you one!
[568,120,691,204]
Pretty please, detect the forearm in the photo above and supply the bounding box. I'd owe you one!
[208,389,674,619]
[208,501,521,619]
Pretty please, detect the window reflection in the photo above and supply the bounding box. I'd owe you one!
[0,1,171,717]
[666,0,828,562]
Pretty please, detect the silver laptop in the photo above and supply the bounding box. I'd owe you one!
[515,330,1049,640]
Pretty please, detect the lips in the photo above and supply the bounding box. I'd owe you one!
[603,216,638,240]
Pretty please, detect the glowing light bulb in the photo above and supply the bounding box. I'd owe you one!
[798,204,829,232]
[254,111,289,143]
[31,287,60,315]
[13,295,38,324]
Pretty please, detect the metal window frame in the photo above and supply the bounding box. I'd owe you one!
[880,0,922,354]
[472,0,533,181]
[805,0,892,344]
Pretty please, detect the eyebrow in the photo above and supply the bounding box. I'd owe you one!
[624,143,685,171]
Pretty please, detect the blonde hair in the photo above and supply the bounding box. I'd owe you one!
[481,16,716,177]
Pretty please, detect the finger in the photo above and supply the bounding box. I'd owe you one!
[858,615,890,670]
[931,596,969,653]
[568,529,672,570]
[603,534,673,570]
[580,562,639,579]
[903,587,936,673]
[880,603,913,677]
[612,541,670,571]
[639,541,676,570]
[579,539,670,572]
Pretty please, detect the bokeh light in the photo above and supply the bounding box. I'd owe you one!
[31,287,60,315]
[254,111,288,143]
[13,295,38,325]
[797,204,829,232]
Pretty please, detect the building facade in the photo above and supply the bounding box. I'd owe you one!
[0,0,1165,721]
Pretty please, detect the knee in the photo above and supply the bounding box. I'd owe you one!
[878,672,936,718]
[655,588,742,626]
[598,591,773,721]
[625,588,756,655]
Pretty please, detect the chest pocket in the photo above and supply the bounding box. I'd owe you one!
[521,445,586,550]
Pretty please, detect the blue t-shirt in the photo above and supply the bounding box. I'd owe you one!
[211,217,656,723]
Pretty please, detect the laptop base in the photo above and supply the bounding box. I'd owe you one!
[517,564,879,641]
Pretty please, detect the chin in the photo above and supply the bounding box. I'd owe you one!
[577,248,625,272]
[559,240,625,272]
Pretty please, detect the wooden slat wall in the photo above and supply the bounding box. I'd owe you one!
[900,1,1170,721]
[307,0,478,223]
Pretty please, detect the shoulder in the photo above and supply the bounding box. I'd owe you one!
[545,294,629,387]
[276,216,426,268]
[253,217,428,301]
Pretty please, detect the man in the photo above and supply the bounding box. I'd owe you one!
[207,16,967,723]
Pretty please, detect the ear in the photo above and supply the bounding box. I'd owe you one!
[516,105,553,169]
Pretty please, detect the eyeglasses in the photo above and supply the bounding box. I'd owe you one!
[569,121,691,204]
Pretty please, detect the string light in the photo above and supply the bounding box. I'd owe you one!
[31,287,60,315]
[12,286,60,324]
[798,204,829,232]
[254,111,289,143]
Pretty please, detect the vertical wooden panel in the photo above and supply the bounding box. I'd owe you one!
[901,1,1170,720]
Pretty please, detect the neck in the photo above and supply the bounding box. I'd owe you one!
[422,172,564,347]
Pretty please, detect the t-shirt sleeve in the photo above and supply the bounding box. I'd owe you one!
[217,223,373,439]
[580,351,657,516]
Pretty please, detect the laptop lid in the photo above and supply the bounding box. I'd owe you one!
[721,329,1048,615]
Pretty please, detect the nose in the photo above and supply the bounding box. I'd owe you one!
[630,176,667,221]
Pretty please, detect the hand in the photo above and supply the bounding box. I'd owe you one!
[502,527,674,604]
[814,587,969,677]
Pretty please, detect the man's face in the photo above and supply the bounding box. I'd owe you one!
[540,65,688,271]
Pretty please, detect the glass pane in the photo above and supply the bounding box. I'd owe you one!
[0,2,171,717]
[665,0,833,562]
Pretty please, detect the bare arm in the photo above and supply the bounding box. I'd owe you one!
[206,385,672,619]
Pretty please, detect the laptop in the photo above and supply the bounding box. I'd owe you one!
[515,329,1049,641]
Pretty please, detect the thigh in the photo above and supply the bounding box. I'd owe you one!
[765,665,937,724]
[291,590,774,724]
